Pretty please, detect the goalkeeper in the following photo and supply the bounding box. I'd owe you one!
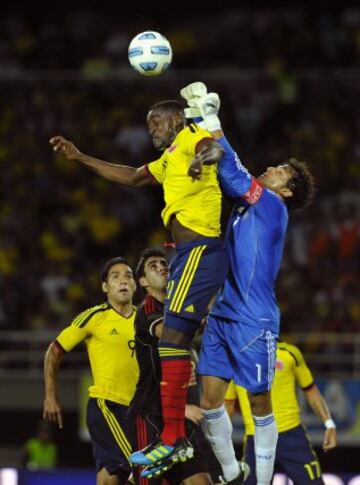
[181,83,316,485]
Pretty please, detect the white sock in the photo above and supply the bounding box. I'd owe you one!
[253,413,278,485]
[202,405,239,481]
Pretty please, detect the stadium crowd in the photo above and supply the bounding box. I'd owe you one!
[0,6,359,70]
[0,6,359,342]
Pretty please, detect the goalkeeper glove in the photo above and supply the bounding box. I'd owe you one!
[181,81,208,120]
[180,82,222,132]
[180,81,208,101]
[195,92,222,132]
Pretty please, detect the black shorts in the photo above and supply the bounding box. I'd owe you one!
[128,412,210,485]
[87,398,132,482]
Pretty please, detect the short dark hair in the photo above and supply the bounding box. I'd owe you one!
[100,257,132,282]
[136,248,167,279]
[148,100,184,116]
[285,158,316,211]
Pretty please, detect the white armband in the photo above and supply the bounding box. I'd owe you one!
[324,418,336,429]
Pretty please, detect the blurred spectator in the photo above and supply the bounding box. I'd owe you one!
[22,420,58,470]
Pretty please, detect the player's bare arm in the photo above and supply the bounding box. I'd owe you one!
[43,341,65,429]
[304,384,337,451]
[49,135,152,188]
[188,140,225,180]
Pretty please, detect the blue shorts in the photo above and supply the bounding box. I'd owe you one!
[243,425,324,484]
[86,398,132,480]
[198,316,278,393]
[164,237,228,337]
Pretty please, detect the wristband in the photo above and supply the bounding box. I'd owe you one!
[324,418,336,429]
[203,114,222,132]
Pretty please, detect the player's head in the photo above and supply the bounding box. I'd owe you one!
[101,257,136,305]
[147,100,185,151]
[136,248,168,295]
[259,158,315,211]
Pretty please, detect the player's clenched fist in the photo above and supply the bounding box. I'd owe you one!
[49,136,81,161]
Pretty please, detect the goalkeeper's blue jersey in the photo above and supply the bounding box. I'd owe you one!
[210,137,288,333]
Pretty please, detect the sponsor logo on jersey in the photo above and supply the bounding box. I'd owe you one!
[275,359,284,370]
[109,328,119,335]
[168,144,177,153]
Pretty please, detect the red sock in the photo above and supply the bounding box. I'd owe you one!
[159,347,191,445]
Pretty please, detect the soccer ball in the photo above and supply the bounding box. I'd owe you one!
[128,31,172,76]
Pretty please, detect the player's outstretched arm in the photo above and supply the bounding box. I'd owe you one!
[43,341,65,429]
[188,141,225,180]
[49,136,152,188]
[304,385,337,451]
[182,87,253,197]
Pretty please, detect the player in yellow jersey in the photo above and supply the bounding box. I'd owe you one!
[50,100,228,474]
[225,342,337,484]
[43,257,139,485]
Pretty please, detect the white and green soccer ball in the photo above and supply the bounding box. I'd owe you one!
[128,31,172,76]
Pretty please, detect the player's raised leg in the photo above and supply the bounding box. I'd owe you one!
[131,238,228,471]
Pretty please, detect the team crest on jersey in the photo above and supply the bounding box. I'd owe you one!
[243,177,263,205]
[275,359,284,370]
[109,328,119,335]
[168,144,177,153]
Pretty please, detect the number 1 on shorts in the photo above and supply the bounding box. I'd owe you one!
[256,363,262,383]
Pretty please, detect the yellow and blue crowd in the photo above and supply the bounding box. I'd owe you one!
[1,8,359,340]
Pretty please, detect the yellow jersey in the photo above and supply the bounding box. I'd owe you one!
[57,302,139,406]
[147,123,222,237]
[225,342,314,434]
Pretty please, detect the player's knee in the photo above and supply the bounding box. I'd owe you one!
[200,384,221,409]
[200,377,228,410]
[200,393,224,410]
[247,390,272,416]
[160,323,193,347]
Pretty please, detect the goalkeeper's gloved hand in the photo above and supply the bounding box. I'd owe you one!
[195,92,222,132]
[181,82,208,120]
[180,82,222,132]
[180,81,208,102]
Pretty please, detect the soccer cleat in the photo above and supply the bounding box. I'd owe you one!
[141,460,174,479]
[131,438,194,468]
[219,461,251,484]
[140,440,194,479]
[130,440,171,466]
